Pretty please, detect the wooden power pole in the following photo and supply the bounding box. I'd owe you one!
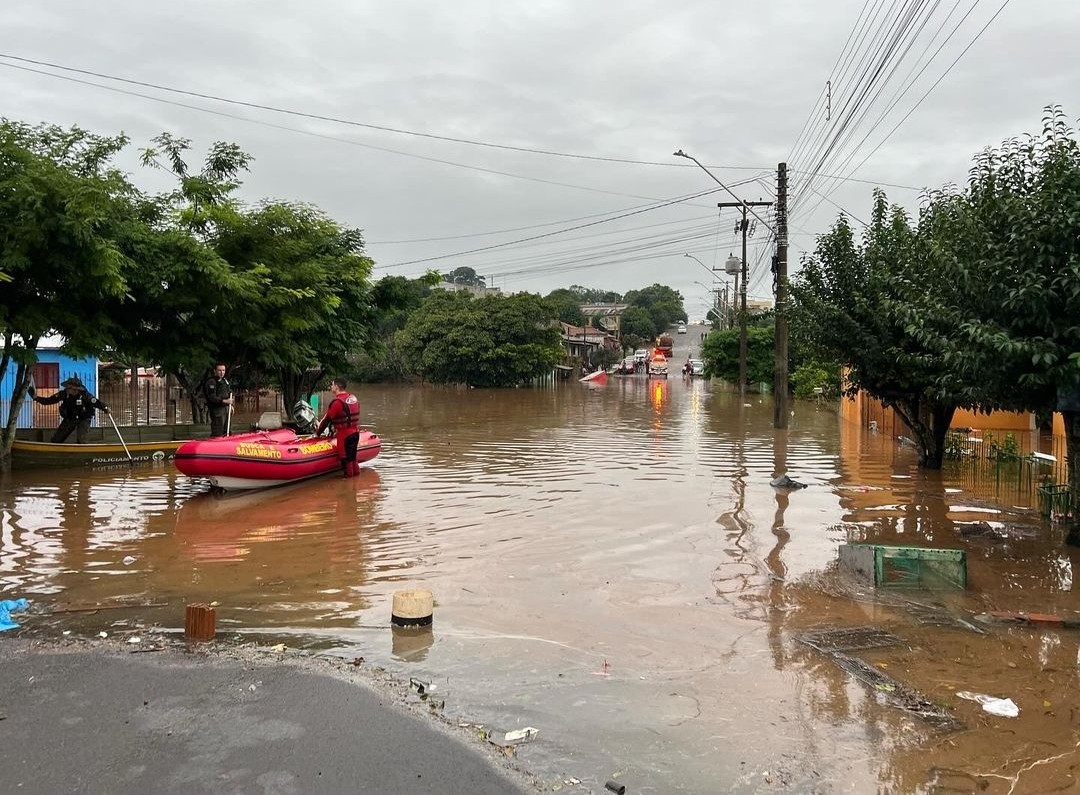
[719,199,772,396]
[774,162,789,429]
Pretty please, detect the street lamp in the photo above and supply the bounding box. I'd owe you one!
[683,253,714,278]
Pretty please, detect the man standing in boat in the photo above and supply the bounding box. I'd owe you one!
[204,363,235,437]
[316,377,361,478]
[27,377,110,443]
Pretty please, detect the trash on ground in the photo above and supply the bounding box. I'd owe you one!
[0,598,30,632]
[127,636,141,644]
[770,474,807,490]
[409,677,434,695]
[838,543,966,589]
[956,690,1020,718]
[503,726,539,744]
[270,643,287,653]
[97,631,108,639]
[605,780,627,794]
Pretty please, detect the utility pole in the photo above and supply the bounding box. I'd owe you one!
[719,200,772,396]
[774,163,789,429]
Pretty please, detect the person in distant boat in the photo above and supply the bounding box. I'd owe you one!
[27,377,109,444]
[316,377,361,478]
[204,362,235,437]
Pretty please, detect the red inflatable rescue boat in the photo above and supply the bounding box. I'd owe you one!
[174,428,381,490]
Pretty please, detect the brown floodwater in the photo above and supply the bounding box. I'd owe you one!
[3,345,1079,794]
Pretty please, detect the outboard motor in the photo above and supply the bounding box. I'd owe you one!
[292,400,319,435]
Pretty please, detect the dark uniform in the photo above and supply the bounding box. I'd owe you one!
[316,390,361,477]
[204,374,233,437]
[29,377,109,443]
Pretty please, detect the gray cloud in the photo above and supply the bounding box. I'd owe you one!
[2,0,1076,311]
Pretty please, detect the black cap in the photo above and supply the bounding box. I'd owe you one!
[61,377,84,388]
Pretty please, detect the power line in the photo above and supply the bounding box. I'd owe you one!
[0,61,729,207]
[379,186,736,269]
[0,52,768,172]
[796,0,1011,222]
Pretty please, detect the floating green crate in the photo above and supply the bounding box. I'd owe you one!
[839,544,967,590]
[1036,484,1072,519]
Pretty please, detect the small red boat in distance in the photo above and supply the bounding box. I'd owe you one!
[174,428,381,491]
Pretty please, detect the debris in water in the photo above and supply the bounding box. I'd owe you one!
[121,556,136,566]
[592,659,612,676]
[798,634,961,729]
[605,780,626,794]
[797,626,902,654]
[269,643,287,653]
[770,474,807,490]
[97,631,108,639]
[956,691,1019,718]
[127,636,141,644]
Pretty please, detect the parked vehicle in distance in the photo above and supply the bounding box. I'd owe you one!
[689,358,705,376]
[677,324,687,334]
[634,349,648,363]
[616,357,636,375]
[656,334,674,359]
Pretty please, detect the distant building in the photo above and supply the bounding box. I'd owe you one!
[560,323,620,361]
[580,304,628,337]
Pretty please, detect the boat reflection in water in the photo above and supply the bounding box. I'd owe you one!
[173,467,383,563]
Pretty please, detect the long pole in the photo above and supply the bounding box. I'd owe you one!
[739,204,749,396]
[719,200,772,397]
[774,162,790,429]
[107,412,133,463]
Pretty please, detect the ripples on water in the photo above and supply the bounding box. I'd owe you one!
[2,372,1078,794]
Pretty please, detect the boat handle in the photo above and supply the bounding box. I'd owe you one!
[288,448,298,453]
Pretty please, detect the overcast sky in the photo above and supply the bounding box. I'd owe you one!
[3,0,1076,319]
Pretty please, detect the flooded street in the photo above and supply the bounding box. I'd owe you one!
[3,349,1080,793]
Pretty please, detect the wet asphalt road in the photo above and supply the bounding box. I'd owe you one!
[0,641,532,795]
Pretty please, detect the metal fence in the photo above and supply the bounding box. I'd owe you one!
[25,378,284,429]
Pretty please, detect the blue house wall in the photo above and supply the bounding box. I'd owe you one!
[0,349,99,429]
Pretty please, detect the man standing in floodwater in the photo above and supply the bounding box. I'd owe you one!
[316,377,361,478]
[204,363,234,437]
[28,377,110,443]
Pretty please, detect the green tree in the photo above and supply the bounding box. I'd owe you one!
[568,285,622,303]
[700,325,775,385]
[127,133,257,418]
[790,194,963,467]
[442,266,485,287]
[397,291,561,387]
[905,108,1080,521]
[354,272,441,382]
[210,201,375,414]
[544,288,585,325]
[0,120,137,464]
[624,284,686,333]
[620,306,655,345]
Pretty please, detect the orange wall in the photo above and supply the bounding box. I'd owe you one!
[843,391,1035,432]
